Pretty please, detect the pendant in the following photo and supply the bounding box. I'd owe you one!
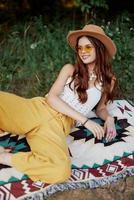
[89,71,97,81]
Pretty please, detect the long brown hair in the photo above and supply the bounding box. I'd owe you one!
[69,36,118,104]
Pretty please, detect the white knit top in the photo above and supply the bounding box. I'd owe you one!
[60,77,102,121]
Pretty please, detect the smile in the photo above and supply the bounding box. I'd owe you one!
[81,55,90,60]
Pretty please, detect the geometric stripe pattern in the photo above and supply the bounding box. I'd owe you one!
[69,154,134,181]
[0,99,133,199]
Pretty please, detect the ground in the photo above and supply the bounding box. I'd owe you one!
[48,176,134,200]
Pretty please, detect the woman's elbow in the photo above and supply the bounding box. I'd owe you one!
[46,93,53,104]
[95,109,99,116]
[95,107,104,116]
[46,93,58,106]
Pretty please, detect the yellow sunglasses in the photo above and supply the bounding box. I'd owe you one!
[77,45,94,53]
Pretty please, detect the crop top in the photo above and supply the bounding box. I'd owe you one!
[59,77,102,123]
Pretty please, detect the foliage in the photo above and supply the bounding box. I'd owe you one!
[102,13,134,99]
[74,0,108,23]
[0,13,133,100]
[0,17,74,97]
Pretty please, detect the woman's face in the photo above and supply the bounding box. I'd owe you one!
[77,36,96,65]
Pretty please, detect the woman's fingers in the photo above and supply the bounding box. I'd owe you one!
[85,118,117,142]
[84,120,106,140]
[104,117,117,142]
[85,121,104,140]
[106,128,117,141]
[94,126,104,140]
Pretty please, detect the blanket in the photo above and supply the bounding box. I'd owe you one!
[0,99,133,200]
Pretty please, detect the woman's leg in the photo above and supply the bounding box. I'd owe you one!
[0,91,41,134]
[12,122,72,184]
[0,93,73,183]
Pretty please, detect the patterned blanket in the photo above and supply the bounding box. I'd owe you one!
[0,100,134,200]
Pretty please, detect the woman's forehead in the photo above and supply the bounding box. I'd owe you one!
[78,36,92,45]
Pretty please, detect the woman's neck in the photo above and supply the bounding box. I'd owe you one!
[87,63,96,73]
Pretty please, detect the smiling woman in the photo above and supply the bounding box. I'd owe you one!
[0,24,118,184]
[77,36,96,65]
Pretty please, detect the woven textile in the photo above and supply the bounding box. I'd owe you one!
[0,99,133,200]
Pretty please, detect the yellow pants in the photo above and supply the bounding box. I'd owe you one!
[0,91,74,183]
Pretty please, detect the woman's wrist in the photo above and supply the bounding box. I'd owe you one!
[82,118,89,126]
[106,116,114,122]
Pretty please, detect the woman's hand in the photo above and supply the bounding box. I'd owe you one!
[104,116,117,142]
[84,119,105,140]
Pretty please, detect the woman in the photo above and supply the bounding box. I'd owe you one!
[0,24,117,184]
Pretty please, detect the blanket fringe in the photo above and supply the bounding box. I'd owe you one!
[19,167,134,200]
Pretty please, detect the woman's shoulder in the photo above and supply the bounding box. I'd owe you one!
[61,63,74,77]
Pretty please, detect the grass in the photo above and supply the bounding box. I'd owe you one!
[0,13,134,100]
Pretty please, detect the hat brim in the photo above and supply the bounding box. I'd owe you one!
[67,30,117,58]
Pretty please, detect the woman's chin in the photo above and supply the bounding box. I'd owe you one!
[82,58,96,65]
[82,60,93,64]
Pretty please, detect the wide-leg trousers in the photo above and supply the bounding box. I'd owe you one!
[0,91,74,183]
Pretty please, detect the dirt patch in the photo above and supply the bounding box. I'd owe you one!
[48,177,134,200]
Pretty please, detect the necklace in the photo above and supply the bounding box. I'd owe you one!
[89,71,97,81]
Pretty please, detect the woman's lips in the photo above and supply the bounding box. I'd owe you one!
[81,55,90,60]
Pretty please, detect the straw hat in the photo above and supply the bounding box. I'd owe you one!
[67,24,117,58]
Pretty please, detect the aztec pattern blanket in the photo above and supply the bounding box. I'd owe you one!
[0,99,134,200]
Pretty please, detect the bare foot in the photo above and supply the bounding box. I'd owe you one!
[0,152,12,166]
[0,146,5,153]
[0,146,11,153]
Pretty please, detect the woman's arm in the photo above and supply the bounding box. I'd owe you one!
[47,64,104,139]
[47,63,87,124]
[95,77,116,120]
[95,94,113,121]
[95,78,116,141]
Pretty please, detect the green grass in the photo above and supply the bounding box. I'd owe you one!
[0,13,134,100]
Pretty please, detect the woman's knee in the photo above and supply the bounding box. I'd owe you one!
[56,159,71,182]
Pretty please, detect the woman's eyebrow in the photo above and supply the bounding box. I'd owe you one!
[78,44,93,47]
